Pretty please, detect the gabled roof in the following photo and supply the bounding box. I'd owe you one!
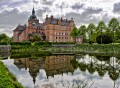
[14,24,26,31]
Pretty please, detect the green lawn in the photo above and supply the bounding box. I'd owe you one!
[0,61,23,88]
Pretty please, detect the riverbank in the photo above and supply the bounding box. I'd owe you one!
[10,43,120,57]
[0,61,23,88]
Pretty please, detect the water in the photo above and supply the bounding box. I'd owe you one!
[2,54,120,88]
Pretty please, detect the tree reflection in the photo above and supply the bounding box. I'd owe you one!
[71,54,120,81]
[12,53,120,86]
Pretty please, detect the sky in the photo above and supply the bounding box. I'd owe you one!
[0,0,120,36]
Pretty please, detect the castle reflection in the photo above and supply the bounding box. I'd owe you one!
[14,55,75,84]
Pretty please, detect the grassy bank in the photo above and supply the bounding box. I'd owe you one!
[0,61,23,88]
[11,43,120,52]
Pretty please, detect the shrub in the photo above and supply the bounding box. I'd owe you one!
[96,34,113,44]
[115,39,120,43]
[0,42,8,45]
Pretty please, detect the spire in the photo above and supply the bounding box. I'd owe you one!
[32,6,35,15]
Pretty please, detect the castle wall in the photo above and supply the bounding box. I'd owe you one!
[13,31,20,42]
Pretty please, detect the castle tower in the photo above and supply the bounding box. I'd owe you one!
[28,7,39,25]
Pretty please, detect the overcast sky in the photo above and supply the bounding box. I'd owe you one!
[0,0,120,36]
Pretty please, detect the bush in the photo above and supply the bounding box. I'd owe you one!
[52,42,75,44]
[0,42,8,45]
[10,42,31,46]
[34,41,52,46]
[96,34,113,44]
[115,39,120,43]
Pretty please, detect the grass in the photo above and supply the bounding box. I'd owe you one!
[10,43,120,57]
[0,61,23,88]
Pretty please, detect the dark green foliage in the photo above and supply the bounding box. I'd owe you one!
[29,34,42,42]
[34,41,52,46]
[96,34,113,44]
[10,42,31,46]
[0,42,8,45]
[0,34,8,41]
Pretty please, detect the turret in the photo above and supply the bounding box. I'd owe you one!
[32,7,35,15]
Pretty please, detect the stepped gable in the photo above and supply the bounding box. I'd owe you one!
[45,15,73,26]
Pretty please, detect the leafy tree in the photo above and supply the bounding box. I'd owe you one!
[1,38,12,44]
[114,26,120,41]
[108,18,119,42]
[96,21,106,44]
[30,34,42,42]
[70,27,78,43]
[78,25,87,42]
[87,23,96,43]
[0,33,8,41]
[97,21,106,32]
[0,33,12,44]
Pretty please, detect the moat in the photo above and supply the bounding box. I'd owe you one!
[2,54,120,88]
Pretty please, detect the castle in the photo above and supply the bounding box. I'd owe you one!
[13,7,76,42]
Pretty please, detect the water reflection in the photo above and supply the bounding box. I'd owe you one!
[14,56,74,84]
[2,54,120,88]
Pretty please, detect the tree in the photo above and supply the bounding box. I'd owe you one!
[70,27,78,43]
[30,34,42,42]
[96,34,113,44]
[87,23,96,44]
[1,37,12,44]
[108,18,119,43]
[78,25,87,42]
[114,25,120,42]
[0,33,8,41]
[96,21,106,44]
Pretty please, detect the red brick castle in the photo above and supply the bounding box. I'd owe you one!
[13,7,75,42]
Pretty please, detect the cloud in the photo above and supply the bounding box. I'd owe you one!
[71,3,84,10]
[1,0,120,36]
[0,8,29,25]
[0,25,15,37]
[113,2,120,13]
[65,7,103,26]
[40,0,54,5]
